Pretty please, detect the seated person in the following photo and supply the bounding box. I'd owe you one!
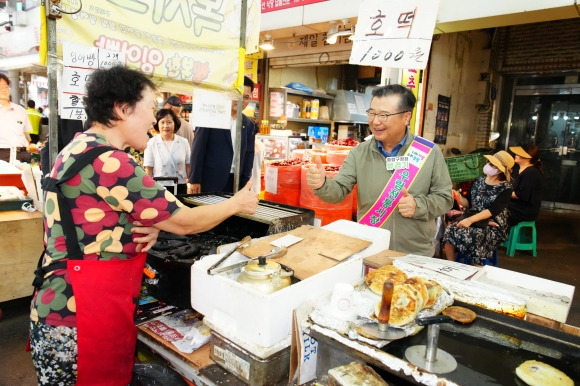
[443,151,514,265]
[508,144,543,225]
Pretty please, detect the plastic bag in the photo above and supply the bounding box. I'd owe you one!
[285,82,313,93]
[131,362,188,386]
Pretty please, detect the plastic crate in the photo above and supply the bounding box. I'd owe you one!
[445,153,486,182]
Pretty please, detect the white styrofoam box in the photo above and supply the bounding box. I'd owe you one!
[471,266,575,323]
[191,220,390,358]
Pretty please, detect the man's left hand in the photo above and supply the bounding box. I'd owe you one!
[398,188,416,218]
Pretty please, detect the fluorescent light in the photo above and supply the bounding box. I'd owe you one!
[259,34,274,50]
[326,29,354,45]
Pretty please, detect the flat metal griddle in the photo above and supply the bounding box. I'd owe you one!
[312,301,580,385]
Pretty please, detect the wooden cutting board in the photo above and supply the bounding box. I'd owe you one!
[240,225,371,280]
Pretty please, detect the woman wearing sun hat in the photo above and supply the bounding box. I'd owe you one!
[442,150,514,265]
[508,144,543,225]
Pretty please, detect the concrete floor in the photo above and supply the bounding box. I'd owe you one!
[1,208,579,385]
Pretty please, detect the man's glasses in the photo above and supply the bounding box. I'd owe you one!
[366,109,409,122]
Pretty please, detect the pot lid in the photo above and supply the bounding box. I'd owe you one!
[244,258,281,276]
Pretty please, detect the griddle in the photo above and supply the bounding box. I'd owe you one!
[180,193,315,239]
[311,301,580,385]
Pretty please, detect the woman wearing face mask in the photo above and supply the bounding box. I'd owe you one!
[443,150,514,265]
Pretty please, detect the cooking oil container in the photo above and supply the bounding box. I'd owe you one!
[310,99,320,119]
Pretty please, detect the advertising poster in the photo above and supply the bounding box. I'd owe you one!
[435,95,450,144]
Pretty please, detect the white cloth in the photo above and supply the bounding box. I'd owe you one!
[251,139,265,194]
[143,134,191,185]
[0,102,32,148]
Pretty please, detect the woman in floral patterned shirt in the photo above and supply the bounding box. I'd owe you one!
[29,66,258,386]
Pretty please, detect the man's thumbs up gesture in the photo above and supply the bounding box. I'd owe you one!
[306,155,326,190]
[398,188,416,218]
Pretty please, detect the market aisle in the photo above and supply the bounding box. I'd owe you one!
[1,208,579,385]
[0,296,36,386]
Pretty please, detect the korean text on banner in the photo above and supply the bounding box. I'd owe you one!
[57,0,261,95]
[349,0,440,70]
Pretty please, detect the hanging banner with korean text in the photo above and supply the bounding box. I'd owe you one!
[261,0,327,13]
[350,0,439,70]
[401,69,422,135]
[57,0,261,95]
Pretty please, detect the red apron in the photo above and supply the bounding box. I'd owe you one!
[37,146,147,385]
[69,252,146,385]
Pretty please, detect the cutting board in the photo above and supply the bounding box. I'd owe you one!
[240,225,371,280]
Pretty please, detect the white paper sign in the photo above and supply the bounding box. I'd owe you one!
[190,88,231,130]
[61,67,93,95]
[271,235,303,248]
[63,42,99,69]
[63,42,126,69]
[402,255,480,280]
[350,0,440,69]
[59,94,87,121]
[264,166,278,194]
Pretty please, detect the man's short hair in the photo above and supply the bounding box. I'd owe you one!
[244,76,254,92]
[28,100,36,108]
[371,84,416,112]
[164,95,182,108]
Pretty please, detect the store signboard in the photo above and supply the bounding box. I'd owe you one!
[57,0,261,95]
[350,0,439,70]
[261,0,327,13]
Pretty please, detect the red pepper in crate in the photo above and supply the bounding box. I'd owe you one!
[328,138,359,147]
[269,158,307,166]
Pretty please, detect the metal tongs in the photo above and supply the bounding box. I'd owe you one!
[209,246,288,275]
[207,235,252,275]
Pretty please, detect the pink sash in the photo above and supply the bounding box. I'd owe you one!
[359,136,435,227]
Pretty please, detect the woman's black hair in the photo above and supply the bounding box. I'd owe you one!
[83,66,155,128]
[521,143,544,175]
[153,108,181,133]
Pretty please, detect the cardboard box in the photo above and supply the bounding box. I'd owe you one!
[190,220,390,358]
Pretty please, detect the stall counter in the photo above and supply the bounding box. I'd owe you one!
[0,209,43,302]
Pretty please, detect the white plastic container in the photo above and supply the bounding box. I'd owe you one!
[190,220,390,358]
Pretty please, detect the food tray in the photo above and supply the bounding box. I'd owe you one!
[445,153,485,182]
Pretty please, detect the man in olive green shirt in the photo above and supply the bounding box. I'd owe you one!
[307,85,453,256]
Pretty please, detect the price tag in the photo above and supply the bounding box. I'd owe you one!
[264,166,278,194]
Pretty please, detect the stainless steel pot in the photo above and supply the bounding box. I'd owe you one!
[236,256,293,294]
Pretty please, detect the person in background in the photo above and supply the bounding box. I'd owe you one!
[143,108,191,194]
[306,84,453,256]
[163,95,194,147]
[0,73,32,162]
[443,151,514,265]
[26,100,42,144]
[188,76,256,194]
[508,144,543,225]
[29,65,258,386]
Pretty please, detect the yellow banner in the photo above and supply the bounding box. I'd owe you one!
[401,69,421,135]
[58,0,261,95]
